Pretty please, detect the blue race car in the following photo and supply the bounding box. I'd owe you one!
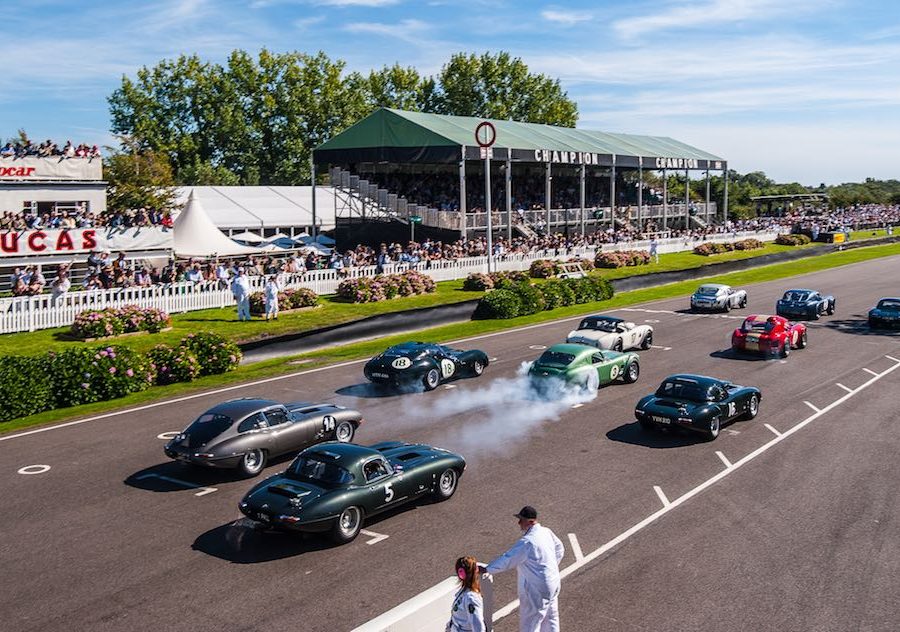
[775,289,835,320]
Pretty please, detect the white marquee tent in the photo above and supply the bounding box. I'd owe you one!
[173,191,267,258]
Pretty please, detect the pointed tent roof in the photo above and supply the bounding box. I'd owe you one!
[314,108,725,169]
[174,190,265,258]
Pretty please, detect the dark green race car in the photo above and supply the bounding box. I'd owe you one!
[868,297,900,329]
[635,374,761,440]
[239,441,465,544]
[528,343,640,394]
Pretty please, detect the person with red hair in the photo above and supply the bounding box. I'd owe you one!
[446,556,485,632]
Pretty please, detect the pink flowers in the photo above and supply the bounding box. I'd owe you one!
[336,271,436,303]
[108,367,116,374]
[125,368,134,377]
[71,305,170,339]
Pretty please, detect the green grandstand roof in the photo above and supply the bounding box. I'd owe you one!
[315,108,725,168]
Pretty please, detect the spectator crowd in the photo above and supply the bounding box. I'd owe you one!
[0,206,175,231]
[1,138,100,159]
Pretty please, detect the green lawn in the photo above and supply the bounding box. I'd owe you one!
[3,240,899,435]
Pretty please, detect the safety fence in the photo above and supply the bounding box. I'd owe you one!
[0,231,779,334]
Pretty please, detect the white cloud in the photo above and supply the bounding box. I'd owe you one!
[343,18,430,43]
[613,0,796,39]
[315,0,399,6]
[541,8,592,25]
[294,15,325,29]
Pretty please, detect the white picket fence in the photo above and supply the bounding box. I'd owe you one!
[0,231,779,334]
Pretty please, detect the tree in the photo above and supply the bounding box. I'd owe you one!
[434,52,578,126]
[104,138,178,212]
[360,64,434,111]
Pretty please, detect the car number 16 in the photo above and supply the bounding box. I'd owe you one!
[727,402,736,417]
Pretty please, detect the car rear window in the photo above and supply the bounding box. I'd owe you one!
[537,351,575,366]
[878,299,900,310]
[783,291,810,301]
[742,319,775,332]
[655,380,712,402]
[697,286,719,295]
[286,456,354,486]
[186,413,233,443]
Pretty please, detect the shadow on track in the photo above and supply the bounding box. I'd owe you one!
[125,458,292,492]
[709,349,770,362]
[818,317,900,337]
[606,422,703,448]
[334,383,421,399]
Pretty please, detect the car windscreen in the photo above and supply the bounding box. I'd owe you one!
[877,299,900,310]
[285,456,354,486]
[742,319,775,332]
[696,286,720,295]
[185,413,234,443]
[655,380,712,402]
[579,319,615,332]
[782,291,810,302]
[536,351,575,367]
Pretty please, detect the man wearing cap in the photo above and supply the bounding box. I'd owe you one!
[485,506,565,632]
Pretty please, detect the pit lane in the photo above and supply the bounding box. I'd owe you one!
[1,254,899,632]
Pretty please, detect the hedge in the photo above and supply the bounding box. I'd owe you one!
[336,270,435,303]
[462,270,530,291]
[693,239,766,256]
[595,250,651,268]
[71,305,170,339]
[775,234,812,246]
[0,331,241,424]
[474,276,614,319]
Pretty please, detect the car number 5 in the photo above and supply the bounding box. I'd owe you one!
[384,483,394,503]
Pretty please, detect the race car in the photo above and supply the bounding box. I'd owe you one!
[868,297,900,329]
[689,283,748,312]
[528,343,640,394]
[164,399,363,477]
[566,315,653,351]
[363,342,489,391]
[731,314,807,358]
[775,289,835,320]
[239,441,465,544]
[634,374,761,440]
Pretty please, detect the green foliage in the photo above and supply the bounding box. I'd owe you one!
[473,289,522,319]
[511,282,546,315]
[595,250,651,268]
[47,346,153,407]
[0,356,53,422]
[147,344,201,385]
[463,273,494,291]
[179,332,242,376]
[693,239,766,256]
[71,306,170,339]
[539,279,576,309]
[474,276,612,319]
[529,259,559,278]
[103,146,178,212]
[775,234,813,246]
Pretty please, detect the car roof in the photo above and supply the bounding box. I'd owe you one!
[662,374,724,388]
[302,442,381,469]
[745,314,783,322]
[785,288,816,293]
[546,343,597,357]
[207,398,280,418]
[698,283,728,290]
[583,315,623,323]
[388,341,430,352]
[878,297,900,302]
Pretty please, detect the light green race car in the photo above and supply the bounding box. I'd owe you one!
[528,343,640,394]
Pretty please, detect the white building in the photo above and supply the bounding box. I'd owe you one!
[0,156,106,215]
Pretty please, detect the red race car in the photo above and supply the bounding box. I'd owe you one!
[731,314,807,358]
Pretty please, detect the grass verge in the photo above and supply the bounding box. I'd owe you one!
[3,240,899,435]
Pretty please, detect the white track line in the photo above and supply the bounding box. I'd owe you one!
[134,473,217,497]
[715,451,732,468]
[863,368,879,376]
[836,383,853,393]
[764,423,782,437]
[567,533,584,562]
[492,356,900,623]
[804,401,820,413]
[653,486,670,508]
[886,355,900,363]
[360,529,390,545]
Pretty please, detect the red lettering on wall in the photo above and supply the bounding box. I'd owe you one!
[0,232,19,253]
[0,166,36,177]
[81,229,97,250]
[27,231,48,252]
[55,231,75,251]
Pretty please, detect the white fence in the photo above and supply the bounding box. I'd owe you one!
[0,231,779,334]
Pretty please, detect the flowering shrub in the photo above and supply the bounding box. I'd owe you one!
[179,332,242,376]
[594,250,651,268]
[475,276,614,319]
[249,288,319,314]
[47,345,153,407]
[336,271,436,303]
[693,239,766,256]
[71,305,170,339]
[529,259,559,279]
[513,282,546,315]
[539,279,576,310]
[464,273,494,291]
[775,234,812,246]
[147,344,201,385]
[0,356,53,422]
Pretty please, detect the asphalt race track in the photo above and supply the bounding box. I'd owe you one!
[2,254,899,632]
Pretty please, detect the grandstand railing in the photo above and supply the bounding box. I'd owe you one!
[0,230,779,334]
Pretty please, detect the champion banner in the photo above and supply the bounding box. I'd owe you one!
[0,227,173,258]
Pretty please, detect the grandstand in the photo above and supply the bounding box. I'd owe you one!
[314,108,728,241]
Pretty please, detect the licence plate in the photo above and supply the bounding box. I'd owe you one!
[652,416,671,424]
[175,453,191,462]
[255,513,270,522]
[372,372,389,379]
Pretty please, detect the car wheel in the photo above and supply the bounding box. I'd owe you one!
[334,420,355,443]
[330,506,363,544]
[432,468,459,501]
[423,368,440,391]
[724,300,731,313]
[827,300,835,315]
[797,331,808,348]
[623,361,640,384]
[740,295,748,308]
[583,370,600,394]
[239,449,267,477]
[471,359,485,377]
[613,340,623,352]
[869,319,879,329]
[781,340,791,358]
[707,416,721,440]
[641,332,653,350]
[744,394,760,420]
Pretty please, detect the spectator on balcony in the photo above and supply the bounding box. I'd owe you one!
[82,272,103,291]
[27,267,47,295]
[329,252,347,277]
[215,261,231,289]
[11,277,28,297]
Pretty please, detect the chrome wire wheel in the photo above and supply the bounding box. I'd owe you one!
[335,421,354,443]
[433,468,458,501]
[336,506,362,541]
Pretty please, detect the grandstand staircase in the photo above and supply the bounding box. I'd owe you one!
[515,221,539,239]
[329,167,440,227]
[690,214,708,229]
[613,215,636,232]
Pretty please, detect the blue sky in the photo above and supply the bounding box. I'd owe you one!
[2,0,898,185]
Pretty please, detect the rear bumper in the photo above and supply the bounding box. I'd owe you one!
[635,411,706,433]
[239,507,337,533]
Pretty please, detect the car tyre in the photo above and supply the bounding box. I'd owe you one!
[827,300,836,315]
[239,449,267,478]
[623,361,640,384]
[432,468,459,501]
[613,340,623,352]
[740,295,748,308]
[707,415,721,440]
[724,301,731,313]
[744,394,760,420]
[797,331,808,348]
[641,332,653,350]
[331,506,363,544]
[869,318,879,329]
[471,359,485,377]
[781,340,791,358]
[334,420,355,443]
[583,370,600,394]
[423,367,441,391]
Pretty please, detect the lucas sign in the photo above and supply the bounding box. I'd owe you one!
[0,227,173,258]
